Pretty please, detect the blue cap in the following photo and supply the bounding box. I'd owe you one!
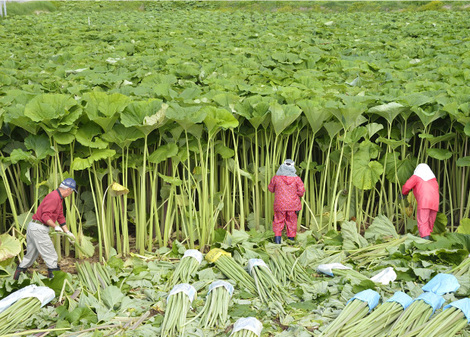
[60,178,77,192]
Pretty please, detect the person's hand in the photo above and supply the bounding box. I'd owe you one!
[55,225,64,232]
[398,193,407,200]
[65,231,75,241]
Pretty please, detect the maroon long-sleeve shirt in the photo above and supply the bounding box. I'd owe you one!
[32,189,66,225]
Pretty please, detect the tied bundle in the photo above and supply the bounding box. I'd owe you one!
[199,281,233,329]
[320,289,380,337]
[206,248,256,294]
[249,259,289,314]
[168,249,203,289]
[411,300,469,337]
[161,284,196,337]
[388,294,443,337]
[344,301,408,337]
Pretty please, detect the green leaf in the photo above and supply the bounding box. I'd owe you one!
[148,143,178,164]
[41,271,73,297]
[120,99,167,135]
[426,148,452,160]
[66,306,98,325]
[297,99,331,135]
[75,122,108,149]
[166,103,205,131]
[364,215,399,240]
[83,92,130,132]
[352,142,383,190]
[341,220,368,250]
[8,149,33,164]
[76,235,95,258]
[101,285,125,310]
[24,94,82,136]
[368,102,405,125]
[432,212,448,234]
[270,102,302,135]
[457,218,470,235]
[202,106,239,137]
[234,95,270,129]
[102,124,143,148]
[456,156,470,167]
[24,134,55,160]
[157,173,182,186]
[0,233,21,267]
[72,149,116,171]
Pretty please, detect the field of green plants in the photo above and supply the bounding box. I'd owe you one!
[1,1,470,336]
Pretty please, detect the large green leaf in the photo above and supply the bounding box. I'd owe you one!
[148,143,179,164]
[0,233,21,267]
[341,220,368,250]
[102,124,143,148]
[24,133,55,160]
[24,94,82,131]
[82,92,130,132]
[426,148,452,160]
[75,122,108,149]
[270,102,302,135]
[165,103,205,131]
[456,156,470,167]
[297,99,331,134]
[368,102,405,125]
[411,106,446,128]
[328,99,366,130]
[352,141,383,190]
[457,218,470,235]
[202,106,239,137]
[234,96,270,129]
[364,215,399,240]
[72,149,116,171]
[120,99,167,135]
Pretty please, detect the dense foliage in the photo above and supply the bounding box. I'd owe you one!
[1,2,470,255]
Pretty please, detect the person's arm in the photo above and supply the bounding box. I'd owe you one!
[297,178,305,197]
[402,175,417,196]
[268,177,276,193]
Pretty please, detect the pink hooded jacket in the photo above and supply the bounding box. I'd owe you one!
[402,163,439,211]
[268,175,305,211]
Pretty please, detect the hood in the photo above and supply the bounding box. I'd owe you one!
[414,163,436,181]
[276,159,297,177]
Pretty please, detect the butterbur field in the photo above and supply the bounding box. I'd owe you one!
[1,1,470,336]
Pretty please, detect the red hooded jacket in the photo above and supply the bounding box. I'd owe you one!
[402,164,439,211]
[268,176,305,211]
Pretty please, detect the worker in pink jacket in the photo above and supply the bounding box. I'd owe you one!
[268,159,305,244]
[402,163,439,240]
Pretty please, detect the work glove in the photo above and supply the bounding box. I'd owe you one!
[65,231,76,241]
[54,225,64,232]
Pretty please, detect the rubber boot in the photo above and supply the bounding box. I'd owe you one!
[287,237,295,241]
[13,266,27,280]
[48,266,61,279]
[423,236,431,240]
[274,236,282,244]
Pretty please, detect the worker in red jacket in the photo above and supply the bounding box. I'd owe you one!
[402,163,439,240]
[14,178,77,280]
[268,159,305,244]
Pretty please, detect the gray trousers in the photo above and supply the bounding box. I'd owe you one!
[19,221,58,269]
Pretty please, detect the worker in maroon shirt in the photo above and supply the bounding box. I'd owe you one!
[14,178,77,280]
